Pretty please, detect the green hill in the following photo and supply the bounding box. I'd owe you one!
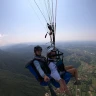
[0,69,46,96]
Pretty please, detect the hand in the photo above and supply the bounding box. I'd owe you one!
[44,75,50,82]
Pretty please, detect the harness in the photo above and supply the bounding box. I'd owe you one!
[26,56,51,82]
[26,56,72,87]
[48,59,66,73]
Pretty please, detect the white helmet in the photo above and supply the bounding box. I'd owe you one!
[47,46,63,59]
[47,46,57,58]
[47,47,54,53]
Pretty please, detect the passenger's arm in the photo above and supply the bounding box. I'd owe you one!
[48,62,69,93]
[48,62,61,81]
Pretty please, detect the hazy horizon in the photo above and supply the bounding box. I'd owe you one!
[0,0,96,46]
[0,40,96,48]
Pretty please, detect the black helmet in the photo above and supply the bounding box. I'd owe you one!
[34,45,42,52]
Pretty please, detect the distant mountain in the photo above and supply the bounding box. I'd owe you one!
[1,44,34,53]
[0,45,50,75]
[1,45,35,61]
[0,49,30,75]
[2,44,52,59]
[0,43,36,49]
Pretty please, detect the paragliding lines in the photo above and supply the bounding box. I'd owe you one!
[44,0,51,24]
[48,0,52,24]
[54,0,57,35]
[34,0,48,23]
[51,0,54,24]
[28,0,47,32]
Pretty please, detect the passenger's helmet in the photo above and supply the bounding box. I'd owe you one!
[47,46,63,59]
[34,45,42,52]
[47,47,56,58]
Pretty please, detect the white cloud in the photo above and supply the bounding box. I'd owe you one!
[0,34,2,37]
[0,34,7,38]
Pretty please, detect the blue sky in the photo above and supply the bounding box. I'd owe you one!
[0,0,96,46]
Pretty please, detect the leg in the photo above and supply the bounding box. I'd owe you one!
[66,68,78,81]
[65,65,74,70]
